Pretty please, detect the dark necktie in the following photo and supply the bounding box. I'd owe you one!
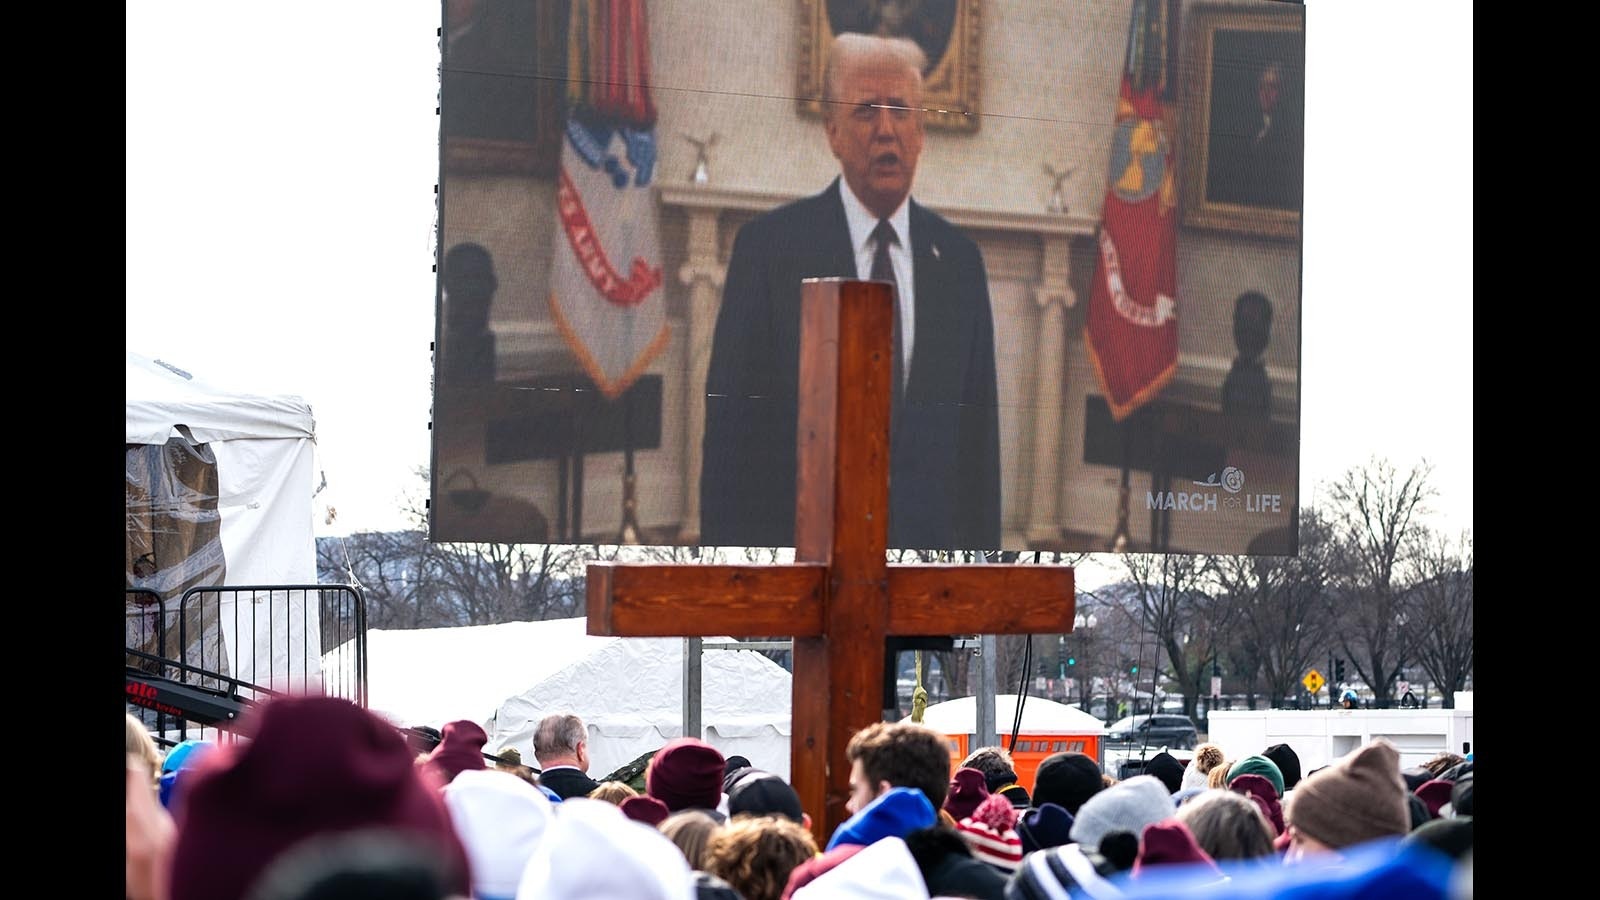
[870,219,904,406]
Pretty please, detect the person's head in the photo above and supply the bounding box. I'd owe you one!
[126,712,162,786]
[442,242,497,312]
[532,713,589,771]
[1232,291,1273,361]
[1031,751,1105,815]
[439,768,553,900]
[588,780,639,805]
[165,696,470,900]
[822,32,928,220]
[1257,60,1283,114]
[703,815,818,900]
[726,770,807,826]
[1262,742,1302,791]
[659,809,723,870]
[959,745,1020,794]
[844,721,952,814]
[1175,789,1276,862]
[1421,751,1465,778]
[422,719,489,787]
[1226,755,1285,799]
[647,737,727,813]
[1067,775,1174,856]
[1285,740,1409,859]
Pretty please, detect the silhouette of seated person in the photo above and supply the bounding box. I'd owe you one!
[1221,290,1273,419]
[441,242,498,386]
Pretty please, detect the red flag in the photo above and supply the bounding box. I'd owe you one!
[1086,0,1180,421]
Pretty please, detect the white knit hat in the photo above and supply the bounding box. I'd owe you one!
[516,797,694,900]
[441,769,553,900]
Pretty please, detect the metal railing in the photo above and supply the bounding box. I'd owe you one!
[125,583,367,740]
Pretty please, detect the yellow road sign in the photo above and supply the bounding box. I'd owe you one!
[1302,669,1325,693]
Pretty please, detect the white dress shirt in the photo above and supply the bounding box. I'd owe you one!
[839,182,915,380]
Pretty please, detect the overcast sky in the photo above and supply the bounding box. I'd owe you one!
[125,1,1472,561]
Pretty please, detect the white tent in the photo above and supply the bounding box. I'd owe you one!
[908,695,1107,735]
[327,617,794,781]
[125,351,321,691]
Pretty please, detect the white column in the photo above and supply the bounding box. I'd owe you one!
[678,208,725,544]
[1025,234,1077,546]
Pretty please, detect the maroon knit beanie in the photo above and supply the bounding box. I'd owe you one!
[1228,773,1286,836]
[424,719,488,787]
[646,737,726,812]
[944,767,991,821]
[620,794,672,827]
[1414,778,1454,820]
[1133,819,1222,877]
[167,696,471,900]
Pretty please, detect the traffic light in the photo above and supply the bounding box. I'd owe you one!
[1334,658,1346,682]
[1130,665,1139,675]
[1067,655,1076,667]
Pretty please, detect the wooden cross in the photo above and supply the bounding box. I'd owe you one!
[588,279,1076,843]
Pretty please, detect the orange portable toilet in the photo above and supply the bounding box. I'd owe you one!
[906,694,1109,792]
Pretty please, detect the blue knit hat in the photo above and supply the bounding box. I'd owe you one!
[158,739,216,809]
[825,786,937,851]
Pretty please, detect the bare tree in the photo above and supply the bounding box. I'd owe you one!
[1209,506,1337,708]
[1325,457,1436,704]
[1405,528,1473,707]
[1117,552,1225,722]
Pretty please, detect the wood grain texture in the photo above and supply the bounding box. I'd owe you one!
[887,565,1076,634]
[587,564,827,636]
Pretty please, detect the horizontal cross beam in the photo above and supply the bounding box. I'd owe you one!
[586,563,1074,638]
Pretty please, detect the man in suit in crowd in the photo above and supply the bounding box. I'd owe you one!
[700,32,1000,552]
[531,713,602,800]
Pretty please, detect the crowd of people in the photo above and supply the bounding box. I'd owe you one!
[126,700,1473,899]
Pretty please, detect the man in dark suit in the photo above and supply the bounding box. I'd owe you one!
[531,713,602,800]
[700,32,1000,552]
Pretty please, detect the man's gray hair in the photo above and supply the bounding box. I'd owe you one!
[532,713,588,761]
[822,31,927,112]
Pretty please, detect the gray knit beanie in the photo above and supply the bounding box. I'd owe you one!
[1068,775,1174,851]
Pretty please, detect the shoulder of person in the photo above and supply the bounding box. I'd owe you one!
[739,184,841,238]
[911,200,983,257]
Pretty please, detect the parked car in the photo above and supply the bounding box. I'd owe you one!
[1104,713,1198,749]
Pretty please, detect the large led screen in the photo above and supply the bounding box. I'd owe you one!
[432,0,1304,555]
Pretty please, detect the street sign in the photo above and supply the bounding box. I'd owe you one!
[1302,669,1325,694]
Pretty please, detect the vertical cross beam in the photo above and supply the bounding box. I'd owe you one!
[791,278,895,840]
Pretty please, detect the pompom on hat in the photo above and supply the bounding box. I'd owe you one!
[954,792,1024,874]
[166,696,470,900]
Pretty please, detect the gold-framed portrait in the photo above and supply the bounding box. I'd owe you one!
[797,0,981,132]
[1180,2,1305,240]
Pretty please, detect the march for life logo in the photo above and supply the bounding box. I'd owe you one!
[1146,466,1282,513]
